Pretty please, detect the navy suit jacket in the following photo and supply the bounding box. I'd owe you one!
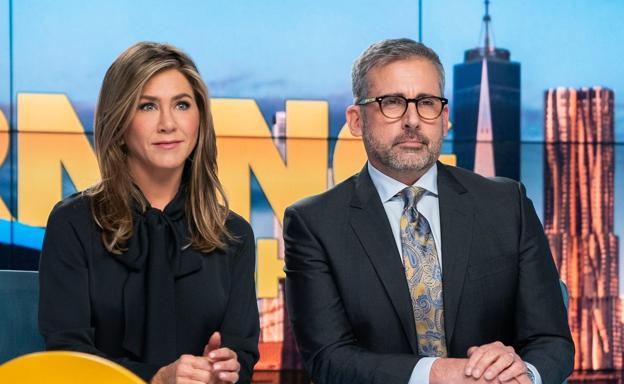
[284,163,574,384]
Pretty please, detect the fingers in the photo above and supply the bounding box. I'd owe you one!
[214,371,239,383]
[467,346,478,357]
[211,348,240,384]
[188,355,212,371]
[159,349,240,384]
[176,355,213,383]
[497,358,528,382]
[207,347,237,362]
[176,364,211,383]
[502,375,531,384]
[482,351,515,380]
[465,341,515,380]
[212,359,240,372]
[204,331,222,356]
[513,374,533,384]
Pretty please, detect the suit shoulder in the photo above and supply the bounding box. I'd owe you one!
[440,165,527,222]
[443,164,520,193]
[287,173,358,214]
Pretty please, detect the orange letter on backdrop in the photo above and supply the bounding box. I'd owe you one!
[212,98,328,298]
[0,109,11,220]
[17,94,100,227]
[213,99,328,224]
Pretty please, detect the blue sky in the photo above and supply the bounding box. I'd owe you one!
[7,0,624,141]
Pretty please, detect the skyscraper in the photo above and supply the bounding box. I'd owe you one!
[452,0,521,180]
[544,86,621,370]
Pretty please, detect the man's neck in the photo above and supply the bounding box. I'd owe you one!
[368,159,435,186]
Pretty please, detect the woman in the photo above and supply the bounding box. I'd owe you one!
[38,42,259,383]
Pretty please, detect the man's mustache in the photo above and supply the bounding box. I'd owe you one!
[392,133,430,146]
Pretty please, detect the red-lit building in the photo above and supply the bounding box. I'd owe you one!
[544,87,621,370]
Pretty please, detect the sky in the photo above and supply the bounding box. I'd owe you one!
[6,0,624,142]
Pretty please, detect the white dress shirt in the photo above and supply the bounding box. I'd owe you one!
[366,162,541,384]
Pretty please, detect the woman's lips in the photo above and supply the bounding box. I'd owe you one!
[153,140,182,149]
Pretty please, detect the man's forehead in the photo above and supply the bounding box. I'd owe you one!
[366,58,441,95]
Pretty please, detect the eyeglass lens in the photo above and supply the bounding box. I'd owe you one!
[380,96,443,119]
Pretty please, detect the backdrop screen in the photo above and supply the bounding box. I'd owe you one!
[1,0,622,376]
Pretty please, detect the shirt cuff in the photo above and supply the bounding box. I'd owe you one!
[408,357,439,384]
[525,362,542,384]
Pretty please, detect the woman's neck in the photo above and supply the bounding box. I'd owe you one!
[129,164,184,211]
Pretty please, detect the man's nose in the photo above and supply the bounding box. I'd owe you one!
[403,101,421,129]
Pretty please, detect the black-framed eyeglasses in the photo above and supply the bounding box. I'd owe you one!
[356,95,448,120]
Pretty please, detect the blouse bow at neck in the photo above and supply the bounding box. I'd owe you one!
[112,188,203,364]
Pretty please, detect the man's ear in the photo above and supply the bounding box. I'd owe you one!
[442,105,450,137]
[346,105,364,137]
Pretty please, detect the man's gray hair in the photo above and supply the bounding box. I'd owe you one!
[351,38,445,101]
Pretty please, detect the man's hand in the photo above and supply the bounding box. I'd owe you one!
[430,358,470,383]
[464,341,530,383]
[431,358,500,383]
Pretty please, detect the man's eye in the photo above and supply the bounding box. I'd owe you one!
[382,97,403,106]
[176,101,191,110]
[419,98,436,106]
[138,103,156,111]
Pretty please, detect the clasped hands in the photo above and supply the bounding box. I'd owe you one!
[151,332,240,384]
[432,341,532,384]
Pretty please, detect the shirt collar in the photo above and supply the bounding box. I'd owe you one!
[367,161,438,203]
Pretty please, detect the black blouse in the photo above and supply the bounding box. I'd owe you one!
[38,192,260,382]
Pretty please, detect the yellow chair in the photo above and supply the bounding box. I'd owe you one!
[0,351,145,383]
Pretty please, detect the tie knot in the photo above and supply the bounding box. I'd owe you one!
[399,186,426,209]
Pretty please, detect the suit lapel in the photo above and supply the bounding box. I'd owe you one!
[437,162,474,348]
[348,166,419,354]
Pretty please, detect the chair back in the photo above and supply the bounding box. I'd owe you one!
[560,279,569,310]
[0,351,145,383]
[560,279,570,384]
[0,270,44,363]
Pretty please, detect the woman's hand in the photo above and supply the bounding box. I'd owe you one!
[151,354,213,384]
[150,332,239,384]
[203,332,240,383]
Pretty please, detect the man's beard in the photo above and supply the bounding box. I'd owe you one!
[361,117,442,174]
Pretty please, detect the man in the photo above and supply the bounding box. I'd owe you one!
[283,38,573,384]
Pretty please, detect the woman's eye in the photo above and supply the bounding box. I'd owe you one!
[176,101,191,110]
[138,103,156,111]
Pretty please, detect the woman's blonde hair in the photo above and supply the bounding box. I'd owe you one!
[87,41,229,254]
